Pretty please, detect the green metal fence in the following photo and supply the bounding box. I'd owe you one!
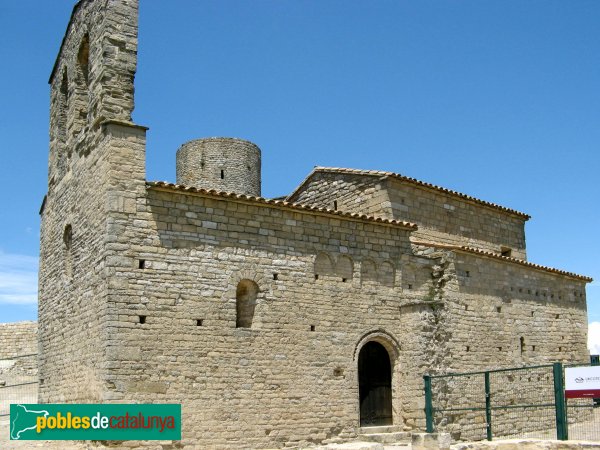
[424,362,600,442]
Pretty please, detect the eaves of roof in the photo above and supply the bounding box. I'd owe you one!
[146,181,418,231]
[412,240,592,282]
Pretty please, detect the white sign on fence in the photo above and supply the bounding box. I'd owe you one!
[565,366,600,399]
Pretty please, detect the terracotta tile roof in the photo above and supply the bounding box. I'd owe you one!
[287,167,531,220]
[412,240,592,282]
[146,181,418,230]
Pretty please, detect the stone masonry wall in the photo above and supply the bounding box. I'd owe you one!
[40,1,592,449]
[0,322,38,391]
[100,186,443,448]
[387,178,527,260]
[444,251,588,370]
[0,321,37,359]
[414,247,589,442]
[290,172,393,219]
[90,184,587,449]
[39,0,143,403]
[290,172,527,259]
[176,137,262,196]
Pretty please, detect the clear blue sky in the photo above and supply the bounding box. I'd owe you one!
[0,1,598,345]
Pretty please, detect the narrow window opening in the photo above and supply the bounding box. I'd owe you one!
[497,347,502,352]
[342,277,347,283]
[501,247,512,257]
[273,273,278,280]
[220,169,224,179]
[314,274,319,280]
[333,200,338,210]
[310,325,315,332]
[465,270,470,277]
[466,346,470,352]
[73,34,90,137]
[532,345,536,351]
[196,319,203,327]
[496,306,502,313]
[236,279,258,328]
[77,34,90,86]
[520,337,525,355]
[138,259,146,269]
[407,283,413,290]
[57,69,69,157]
[559,346,563,352]
[555,314,560,319]
[531,311,535,317]
[465,305,469,311]
[138,315,146,324]
[63,224,73,279]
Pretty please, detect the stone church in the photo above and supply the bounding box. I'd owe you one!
[38,0,591,448]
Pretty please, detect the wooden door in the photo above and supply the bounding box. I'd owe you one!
[358,341,392,426]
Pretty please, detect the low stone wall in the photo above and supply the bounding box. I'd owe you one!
[0,321,38,386]
[0,321,37,358]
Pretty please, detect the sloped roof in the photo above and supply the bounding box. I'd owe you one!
[287,167,531,220]
[146,181,418,230]
[412,240,592,282]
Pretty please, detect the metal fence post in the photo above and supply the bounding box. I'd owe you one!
[424,375,434,432]
[553,362,568,440]
[484,371,492,441]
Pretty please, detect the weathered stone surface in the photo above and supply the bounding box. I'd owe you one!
[412,432,452,450]
[36,0,592,449]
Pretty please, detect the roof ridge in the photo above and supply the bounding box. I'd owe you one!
[297,166,531,219]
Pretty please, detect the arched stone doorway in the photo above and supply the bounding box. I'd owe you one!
[358,341,393,426]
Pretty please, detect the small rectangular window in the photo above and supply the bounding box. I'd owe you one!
[138,315,146,324]
[196,319,203,327]
[501,247,512,257]
[138,259,146,269]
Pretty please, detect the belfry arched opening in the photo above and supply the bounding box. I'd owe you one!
[358,341,393,426]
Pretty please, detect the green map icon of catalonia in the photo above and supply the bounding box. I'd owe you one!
[10,404,49,440]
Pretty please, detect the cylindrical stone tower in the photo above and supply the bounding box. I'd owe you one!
[176,137,261,196]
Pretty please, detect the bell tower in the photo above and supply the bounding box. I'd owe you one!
[39,0,147,403]
[47,0,140,189]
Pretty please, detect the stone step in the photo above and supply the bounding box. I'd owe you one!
[358,432,412,444]
[315,442,410,450]
[360,426,405,434]
[315,443,384,450]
